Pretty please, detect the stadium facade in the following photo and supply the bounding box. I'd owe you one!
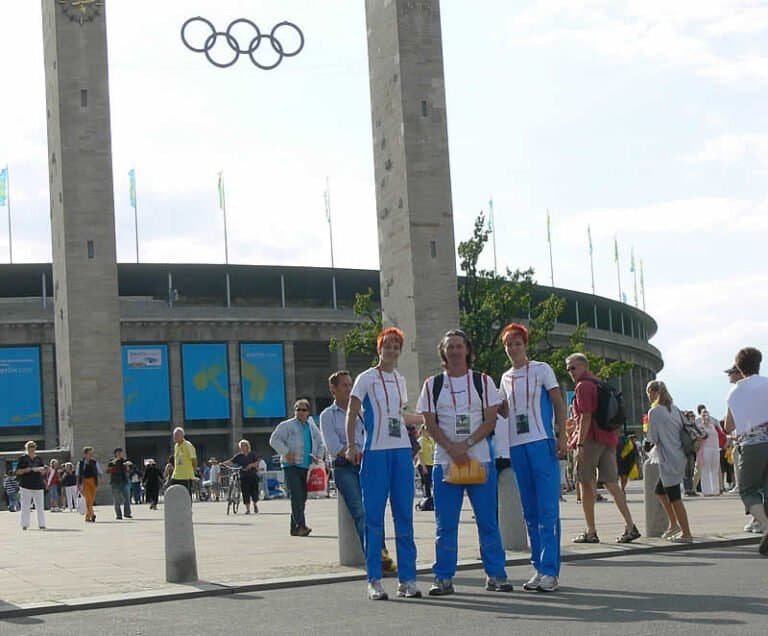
[0,263,663,463]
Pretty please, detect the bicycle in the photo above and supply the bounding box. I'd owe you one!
[224,465,241,515]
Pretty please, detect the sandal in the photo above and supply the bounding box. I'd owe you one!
[661,526,681,539]
[573,530,600,544]
[616,525,641,543]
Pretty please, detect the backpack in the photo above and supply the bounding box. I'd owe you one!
[583,377,625,431]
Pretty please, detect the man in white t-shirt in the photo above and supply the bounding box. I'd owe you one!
[416,329,513,596]
[724,347,768,556]
[499,322,567,592]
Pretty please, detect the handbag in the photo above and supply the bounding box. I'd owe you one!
[76,492,86,515]
[443,458,487,485]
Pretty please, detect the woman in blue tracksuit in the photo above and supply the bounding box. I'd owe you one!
[345,327,422,601]
[499,322,567,592]
[416,330,514,596]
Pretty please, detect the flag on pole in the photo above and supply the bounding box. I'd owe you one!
[324,178,331,224]
[640,258,646,308]
[630,247,635,273]
[587,225,593,255]
[487,198,494,231]
[622,292,628,303]
[0,167,7,206]
[217,171,226,211]
[614,236,619,262]
[546,209,551,243]
[128,169,136,209]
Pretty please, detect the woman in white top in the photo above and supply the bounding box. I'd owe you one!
[696,408,723,496]
[345,327,424,601]
[724,347,768,556]
[646,380,693,543]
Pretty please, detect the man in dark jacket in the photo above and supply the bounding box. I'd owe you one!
[107,448,132,519]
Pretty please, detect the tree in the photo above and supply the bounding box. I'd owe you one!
[329,288,381,365]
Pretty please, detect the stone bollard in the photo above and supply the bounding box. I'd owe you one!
[337,493,365,567]
[498,467,528,551]
[643,460,667,538]
[164,485,199,583]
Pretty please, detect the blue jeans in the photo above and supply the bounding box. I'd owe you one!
[334,463,366,551]
[510,439,562,576]
[7,492,19,511]
[433,462,507,580]
[111,483,132,517]
[360,448,416,582]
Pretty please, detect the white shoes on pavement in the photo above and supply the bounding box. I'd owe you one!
[367,579,388,601]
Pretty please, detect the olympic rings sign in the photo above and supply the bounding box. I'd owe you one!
[181,17,305,70]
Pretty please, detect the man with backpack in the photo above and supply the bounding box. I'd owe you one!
[566,353,640,544]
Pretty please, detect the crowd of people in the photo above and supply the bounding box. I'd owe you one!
[6,329,767,598]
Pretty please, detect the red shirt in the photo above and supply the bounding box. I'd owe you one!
[573,372,618,447]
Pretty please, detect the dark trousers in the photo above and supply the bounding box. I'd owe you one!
[145,484,159,506]
[284,466,308,531]
[111,483,131,517]
[683,453,696,493]
[240,474,260,506]
[420,464,434,499]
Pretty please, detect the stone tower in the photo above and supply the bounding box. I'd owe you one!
[41,0,124,468]
[365,0,460,393]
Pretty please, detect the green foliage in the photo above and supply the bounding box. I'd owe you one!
[329,288,381,366]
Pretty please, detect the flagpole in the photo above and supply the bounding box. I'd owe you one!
[5,166,13,264]
[631,247,638,308]
[218,171,231,308]
[489,197,498,275]
[547,209,554,287]
[588,225,595,295]
[614,237,622,302]
[640,258,646,311]
[129,169,139,263]
[324,177,337,309]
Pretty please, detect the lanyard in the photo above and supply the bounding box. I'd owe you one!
[446,371,471,414]
[509,363,530,415]
[376,366,402,416]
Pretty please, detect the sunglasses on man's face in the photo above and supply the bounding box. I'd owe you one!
[295,407,309,412]
[566,365,578,372]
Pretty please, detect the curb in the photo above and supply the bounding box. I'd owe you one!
[0,535,760,619]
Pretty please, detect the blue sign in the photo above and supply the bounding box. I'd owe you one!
[121,345,170,423]
[0,346,42,427]
[240,343,286,419]
[182,343,230,420]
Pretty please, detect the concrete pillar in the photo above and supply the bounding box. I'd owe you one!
[643,460,666,537]
[169,342,183,427]
[284,341,297,412]
[335,348,347,373]
[42,0,124,502]
[228,341,243,450]
[164,485,198,583]
[498,467,528,551]
[337,495,365,567]
[365,0,460,393]
[40,343,58,449]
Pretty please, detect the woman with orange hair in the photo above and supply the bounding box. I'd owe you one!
[499,323,567,592]
[345,327,424,601]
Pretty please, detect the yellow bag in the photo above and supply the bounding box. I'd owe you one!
[444,459,487,485]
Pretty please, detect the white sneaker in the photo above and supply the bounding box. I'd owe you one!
[537,575,559,592]
[367,579,388,601]
[522,571,542,591]
[396,580,422,598]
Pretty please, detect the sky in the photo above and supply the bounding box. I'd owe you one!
[1,0,767,416]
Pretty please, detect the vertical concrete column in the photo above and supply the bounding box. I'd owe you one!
[41,0,124,498]
[164,485,198,583]
[40,343,58,449]
[335,348,347,373]
[284,341,297,413]
[498,467,529,551]
[365,0,460,393]
[168,342,184,428]
[228,341,243,450]
[338,495,365,567]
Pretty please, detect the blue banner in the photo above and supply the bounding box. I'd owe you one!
[0,347,42,427]
[121,345,170,423]
[182,343,230,420]
[240,343,286,419]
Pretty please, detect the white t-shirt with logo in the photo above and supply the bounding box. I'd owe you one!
[416,370,502,466]
[727,374,768,445]
[351,367,411,452]
[499,361,560,448]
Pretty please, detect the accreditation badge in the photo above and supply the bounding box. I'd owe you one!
[516,413,530,435]
[388,417,402,438]
[455,414,471,437]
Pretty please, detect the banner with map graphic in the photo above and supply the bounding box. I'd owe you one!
[0,346,42,427]
[182,343,230,420]
[121,344,170,423]
[240,343,286,420]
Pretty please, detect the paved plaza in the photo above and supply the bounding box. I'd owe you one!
[0,483,759,614]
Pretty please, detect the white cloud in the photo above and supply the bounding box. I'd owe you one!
[684,133,768,171]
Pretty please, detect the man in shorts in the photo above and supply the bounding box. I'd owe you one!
[567,353,640,544]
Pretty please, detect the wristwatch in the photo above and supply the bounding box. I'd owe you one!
[466,437,476,448]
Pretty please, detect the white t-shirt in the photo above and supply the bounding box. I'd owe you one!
[415,370,502,466]
[499,361,560,448]
[727,374,768,445]
[493,414,510,459]
[351,367,411,452]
